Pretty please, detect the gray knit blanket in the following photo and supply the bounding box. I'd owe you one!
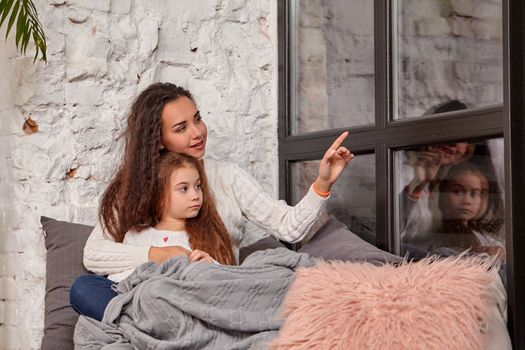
[74,248,317,350]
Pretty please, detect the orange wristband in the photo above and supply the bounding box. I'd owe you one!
[313,183,331,197]
[404,184,424,200]
[404,186,421,200]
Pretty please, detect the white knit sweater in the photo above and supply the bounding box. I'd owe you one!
[107,227,192,282]
[83,158,328,275]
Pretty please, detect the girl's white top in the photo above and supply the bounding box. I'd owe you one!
[107,227,191,282]
[84,158,329,275]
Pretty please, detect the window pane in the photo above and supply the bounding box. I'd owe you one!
[395,138,505,264]
[394,0,503,118]
[290,0,375,134]
[291,154,376,244]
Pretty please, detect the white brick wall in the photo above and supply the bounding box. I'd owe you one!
[0,0,278,348]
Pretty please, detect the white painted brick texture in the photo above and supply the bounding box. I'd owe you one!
[0,0,278,348]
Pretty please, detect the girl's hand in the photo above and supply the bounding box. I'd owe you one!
[149,245,191,264]
[189,249,214,263]
[314,131,354,193]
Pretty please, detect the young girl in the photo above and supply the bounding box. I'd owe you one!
[71,153,236,320]
[108,152,236,282]
[430,162,505,259]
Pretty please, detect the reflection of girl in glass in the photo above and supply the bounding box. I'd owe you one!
[432,162,505,259]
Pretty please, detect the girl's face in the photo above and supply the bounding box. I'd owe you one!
[442,171,487,225]
[161,97,207,159]
[160,165,204,223]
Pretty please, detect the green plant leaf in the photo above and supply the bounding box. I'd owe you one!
[15,3,26,45]
[21,19,29,52]
[27,0,46,61]
[0,0,15,28]
[31,30,37,60]
[32,29,45,62]
[1,0,47,62]
[5,0,19,38]
[0,0,9,16]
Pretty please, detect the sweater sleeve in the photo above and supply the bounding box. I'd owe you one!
[83,221,151,275]
[231,164,329,243]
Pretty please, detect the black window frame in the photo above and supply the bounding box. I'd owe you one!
[278,0,523,347]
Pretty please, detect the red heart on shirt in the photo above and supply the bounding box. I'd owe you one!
[163,236,168,242]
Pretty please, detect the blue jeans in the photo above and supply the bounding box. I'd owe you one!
[70,274,118,321]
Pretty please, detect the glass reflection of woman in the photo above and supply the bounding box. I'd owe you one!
[400,142,475,243]
[400,101,503,247]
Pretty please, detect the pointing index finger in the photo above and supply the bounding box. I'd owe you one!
[328,131,349,152]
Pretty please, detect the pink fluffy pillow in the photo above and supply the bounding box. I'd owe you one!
[270,255,499,350]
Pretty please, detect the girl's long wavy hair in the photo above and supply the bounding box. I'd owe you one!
[99,83,226,249]
[156,153,236,265]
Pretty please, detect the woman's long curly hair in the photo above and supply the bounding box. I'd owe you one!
[156,153,236,265]
[99,83,236,264]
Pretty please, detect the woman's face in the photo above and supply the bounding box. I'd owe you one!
[160,97,207,159]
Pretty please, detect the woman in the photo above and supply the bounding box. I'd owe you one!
[72,83,353,319]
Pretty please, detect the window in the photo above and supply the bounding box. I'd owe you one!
[395,138,504,260]
[278,0,524,345]
[291,155,376,244]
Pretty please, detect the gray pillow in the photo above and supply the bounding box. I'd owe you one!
[239,235,286,263]
[41,216,94,350]
[299,217,402,265]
